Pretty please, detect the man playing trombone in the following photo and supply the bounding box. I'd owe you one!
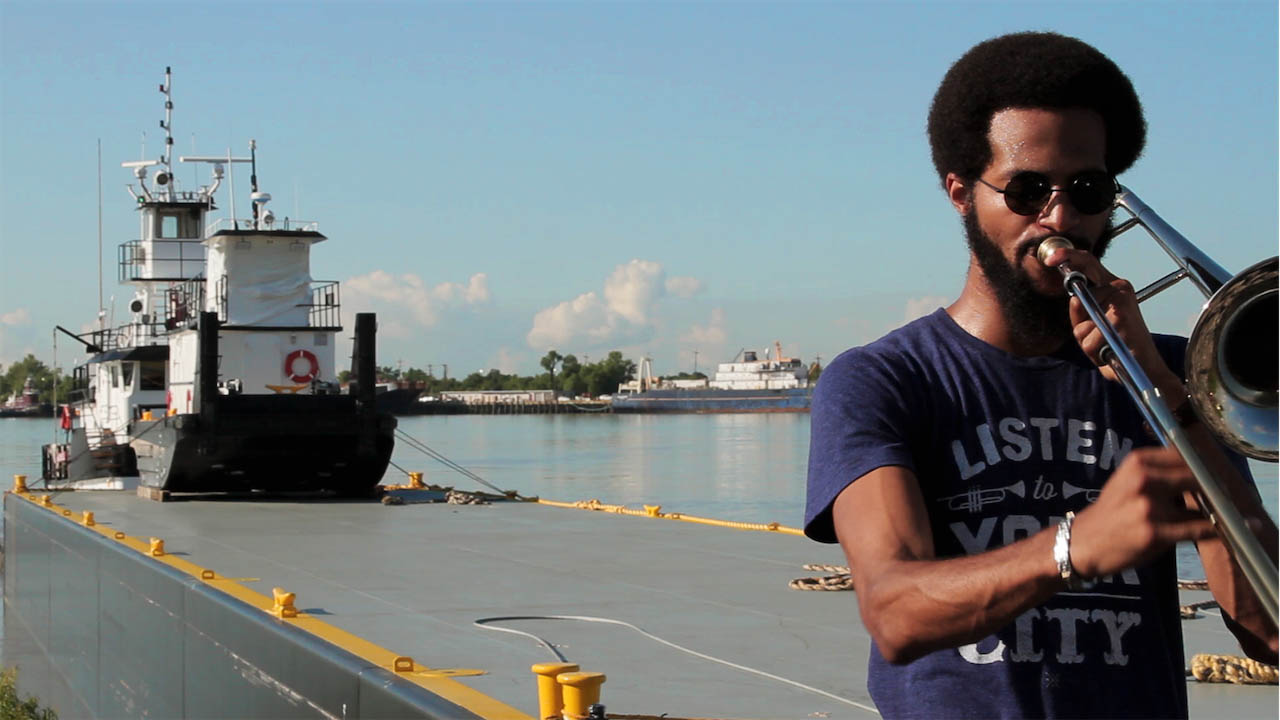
[805,31,1277,719]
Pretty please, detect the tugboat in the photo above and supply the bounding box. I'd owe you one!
[0,378,51,418]
[41,68,395,494]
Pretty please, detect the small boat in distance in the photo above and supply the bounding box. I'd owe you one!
[0,378,51,418]
[41,67,395,493]
[611,342,812,413]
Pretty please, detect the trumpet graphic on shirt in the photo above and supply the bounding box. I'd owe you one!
[1062,480,1101,503]
[939,480,1025,514]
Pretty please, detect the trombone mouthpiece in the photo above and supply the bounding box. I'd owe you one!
[1037,237,1074,265]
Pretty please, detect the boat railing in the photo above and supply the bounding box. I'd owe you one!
[76,317,173,355]
[204,217,320,234]
[306,281,341,328]
[164,276,206,331]
[118,239,207,283]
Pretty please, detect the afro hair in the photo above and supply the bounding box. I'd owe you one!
[927,32,1146,185]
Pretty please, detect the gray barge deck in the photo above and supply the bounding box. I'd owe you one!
[5,489,1275,718]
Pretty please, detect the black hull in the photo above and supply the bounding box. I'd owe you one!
[132,395,396,494]
[610,387,811,414]
[374,387,425,415]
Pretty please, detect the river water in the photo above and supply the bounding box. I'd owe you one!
[1,413,1276,582]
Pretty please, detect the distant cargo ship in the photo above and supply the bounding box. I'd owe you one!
[611,343,812,413]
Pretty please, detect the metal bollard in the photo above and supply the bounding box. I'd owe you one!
[408,471,425,489]
[272,587,298,618]
[82,511,95,527]
[531,662,579,719]
[149,538,166,556]
[13,474,27,493]
[557,672,606,720]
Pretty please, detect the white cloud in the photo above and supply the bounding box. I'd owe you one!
[487,347,524,374]
[432,274,491,305]
[344,271,490,329]
[680,307,728,345]
[665,276,705,299]
[527,259,702,352]
[1,308,31,326]
[526,292,616,350]
[602,259,665,324]
[904,296,948,323]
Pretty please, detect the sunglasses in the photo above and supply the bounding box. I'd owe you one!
[975,170,1118,216]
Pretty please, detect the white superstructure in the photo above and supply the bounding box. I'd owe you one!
[616,342,809,396]
[709,343,809,391]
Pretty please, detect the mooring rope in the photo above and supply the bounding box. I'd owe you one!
[1189,653,1279,684]
[789,563,854,591]
[1179,599,1219,619]
[393,428,520,497]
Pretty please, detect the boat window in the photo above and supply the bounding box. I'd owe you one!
[140,361,166,390]
[110,364,119,388]
[156,209,202,239]
[159,214,179,238]
[121,362,135,390]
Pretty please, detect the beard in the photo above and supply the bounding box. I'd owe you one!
[963,210,1114,347]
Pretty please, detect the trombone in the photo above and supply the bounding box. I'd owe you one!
[1037,187,1278,625]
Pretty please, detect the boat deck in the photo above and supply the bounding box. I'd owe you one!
[25,490,1277,719]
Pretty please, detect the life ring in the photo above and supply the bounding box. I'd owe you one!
[285,349,320,383]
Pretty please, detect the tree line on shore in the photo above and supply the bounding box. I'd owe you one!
[342,350,650,398]
[6,346,784,407]
[0,355,72,405]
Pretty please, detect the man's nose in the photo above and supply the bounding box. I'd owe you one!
[1037,189,1080,232]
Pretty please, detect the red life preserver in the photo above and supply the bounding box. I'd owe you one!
[284,349,320,383]
[60,404,73,430]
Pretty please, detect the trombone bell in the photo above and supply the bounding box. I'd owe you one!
[1186,256,1279,461]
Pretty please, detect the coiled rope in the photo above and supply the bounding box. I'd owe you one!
[1189,653,1279,685]
[1176,578,1215,618]
[789,563,853,591]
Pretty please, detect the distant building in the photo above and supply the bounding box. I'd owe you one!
[439,390,556,405]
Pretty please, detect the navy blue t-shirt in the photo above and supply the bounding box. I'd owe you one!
[805,309,1193,719]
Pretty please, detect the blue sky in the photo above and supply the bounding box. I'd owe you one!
[1,1,1276,379]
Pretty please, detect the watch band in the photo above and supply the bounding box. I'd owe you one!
[1054,511,1096,590]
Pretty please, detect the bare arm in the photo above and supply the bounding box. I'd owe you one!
[836,451,1219,665]
[831,465,1061,664]
[1149,374,1277,661]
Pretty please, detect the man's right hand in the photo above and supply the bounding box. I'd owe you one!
[1067,446,1215,579]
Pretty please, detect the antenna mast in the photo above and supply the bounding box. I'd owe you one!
[157,66,175,200]
[97,139,103,315]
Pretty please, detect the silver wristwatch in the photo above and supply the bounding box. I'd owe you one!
[1054,511,1096,590]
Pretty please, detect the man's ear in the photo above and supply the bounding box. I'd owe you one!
[944,172,971,216]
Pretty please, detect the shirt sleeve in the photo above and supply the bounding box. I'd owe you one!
[804,345,922,543]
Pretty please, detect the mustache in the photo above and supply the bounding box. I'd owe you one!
[1019,233,1096,261]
